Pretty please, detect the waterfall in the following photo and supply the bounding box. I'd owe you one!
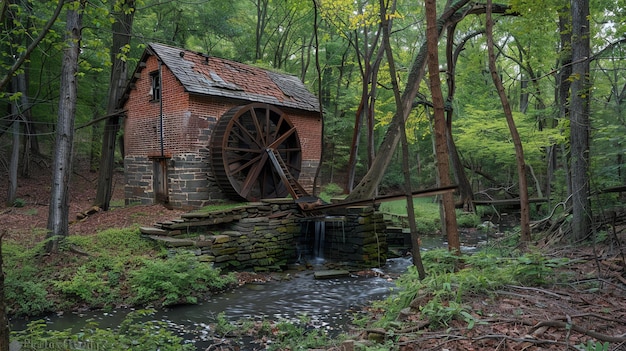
[313,220,325,258]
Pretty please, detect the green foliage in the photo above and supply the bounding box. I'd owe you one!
[267,317,333,351]
[2,242,54,316]
[53,265,111,304]
[12,198,26,207]
[11,310,194,351]
[213,312,239,336]
[3,278,52,316]
[130,252,236,306]
[319,183,344,202]
[366,249,570,330]
[2,227,234,315]
[577,340,610,351]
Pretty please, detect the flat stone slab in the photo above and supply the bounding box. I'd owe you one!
[314,270,350,279]
[139,226,169,235]
[146,235,195,247]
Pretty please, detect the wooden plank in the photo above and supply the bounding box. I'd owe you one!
[305,185,458,212]
[472,198,548,206]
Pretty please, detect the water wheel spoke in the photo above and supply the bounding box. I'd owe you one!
[249,108,267,147]
[228,154,263,175]
[268,115,286,143]
[268,126,297,150]
[232,118,263,149]
[284,162,302,175]
[259,165,282,198]
[224,146,263,154]
[239,153,269,198]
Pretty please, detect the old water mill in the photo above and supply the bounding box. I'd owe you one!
[15,104,466,348]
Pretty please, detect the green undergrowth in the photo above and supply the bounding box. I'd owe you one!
[11,309,195,351]
[379,197,481,233]
[210,312,339,351]
[3,227,236,316]
[358,247,570,331]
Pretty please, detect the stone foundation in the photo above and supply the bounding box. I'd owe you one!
[124,153,226,208]
[140,199,388,271]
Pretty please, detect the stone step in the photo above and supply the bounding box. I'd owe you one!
[314,270,351,279]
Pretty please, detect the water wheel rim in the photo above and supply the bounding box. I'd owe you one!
[210,103,302,201]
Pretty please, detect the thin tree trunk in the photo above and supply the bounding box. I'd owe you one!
[95,0,135,210]
[569,0,591,241]
[7,78,19,206]
[426,0,460,254]
[485,0,531,242]
[555,7,572,203]
[380,0,427,278]
[46,1,85,253]
[18,71,32,177]
[445,25,481,212]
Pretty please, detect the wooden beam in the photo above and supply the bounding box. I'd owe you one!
[303,185,458,212]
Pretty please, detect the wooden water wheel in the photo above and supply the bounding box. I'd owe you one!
[210,103,303,201]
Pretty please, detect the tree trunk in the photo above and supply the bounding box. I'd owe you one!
[426,0,460,254]
[569,0,591,241]
[554,7,572,204]
[94,0,135,211]
[7,78,19,206]
[485,0,531,242]
[380,0,427,278]
[46,1,85,253]
[445,25,481,212]
[18,70,33,178]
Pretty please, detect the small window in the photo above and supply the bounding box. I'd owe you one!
[149,71,161,102]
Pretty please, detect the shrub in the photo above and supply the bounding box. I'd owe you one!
[4,277,53,316]
[130,252,235,306]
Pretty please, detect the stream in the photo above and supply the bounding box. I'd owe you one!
[11,232,486,350]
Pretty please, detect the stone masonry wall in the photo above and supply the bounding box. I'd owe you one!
[125,156,153,206]
[140,200,387,271]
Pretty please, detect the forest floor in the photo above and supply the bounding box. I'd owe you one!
[1,161,625,350]
[0,159,186,248]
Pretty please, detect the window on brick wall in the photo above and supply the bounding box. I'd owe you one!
[149,71,161,102]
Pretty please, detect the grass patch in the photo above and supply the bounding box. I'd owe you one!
[379,197,480,232]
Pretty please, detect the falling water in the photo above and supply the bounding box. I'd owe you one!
[313,220,325,258]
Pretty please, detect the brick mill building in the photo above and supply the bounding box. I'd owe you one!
[121,43,322,209]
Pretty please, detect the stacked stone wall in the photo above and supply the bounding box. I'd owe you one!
[124,156,153,205]
[141,201,388,271]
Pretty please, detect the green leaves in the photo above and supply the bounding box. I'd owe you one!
[129,252,236,306]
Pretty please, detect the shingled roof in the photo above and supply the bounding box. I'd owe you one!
[137,42,320,112]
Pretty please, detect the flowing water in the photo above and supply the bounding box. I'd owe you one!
[11,231,486,350]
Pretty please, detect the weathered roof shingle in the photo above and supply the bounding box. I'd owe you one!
[147,42,320,112]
